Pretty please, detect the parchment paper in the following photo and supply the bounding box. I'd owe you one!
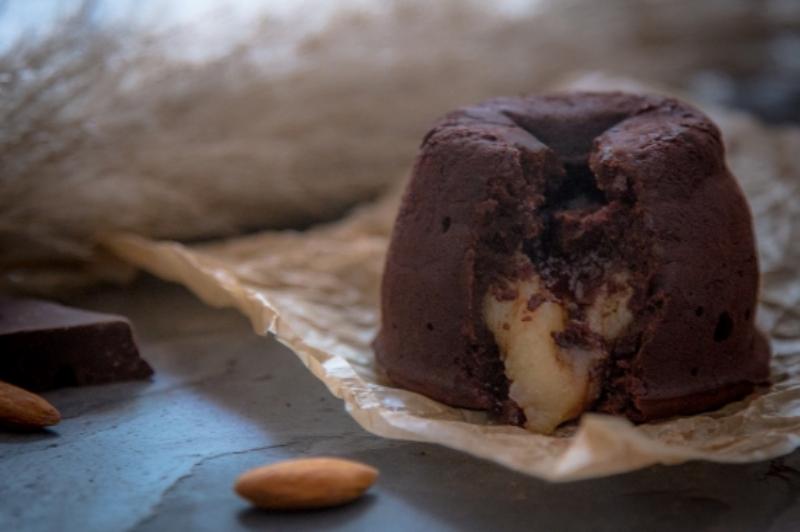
[104,104,800,482]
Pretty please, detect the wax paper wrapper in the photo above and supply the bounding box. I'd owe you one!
[104,103,800,482]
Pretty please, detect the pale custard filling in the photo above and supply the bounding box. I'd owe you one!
[483,268,633,433]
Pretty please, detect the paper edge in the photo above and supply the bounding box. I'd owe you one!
[103,232,800,481]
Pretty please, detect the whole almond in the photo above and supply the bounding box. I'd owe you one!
[0,381,61,429]
[234,457,378,510]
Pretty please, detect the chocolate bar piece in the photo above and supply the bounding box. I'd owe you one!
[0,298,153,391]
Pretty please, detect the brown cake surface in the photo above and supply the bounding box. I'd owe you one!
[374,92,770,432]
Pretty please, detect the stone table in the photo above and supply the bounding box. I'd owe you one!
[2,277,800,532]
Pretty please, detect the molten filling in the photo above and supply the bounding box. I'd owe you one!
[484,259,633,433]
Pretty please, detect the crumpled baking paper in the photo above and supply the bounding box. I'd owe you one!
[104,103,800,482]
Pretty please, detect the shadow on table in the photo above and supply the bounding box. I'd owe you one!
[236,494,378,530]
[0,427,60,444]
[339,443,800,532]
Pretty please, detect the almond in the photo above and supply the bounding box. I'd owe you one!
[234,457,378,510]
[0,381,61,429]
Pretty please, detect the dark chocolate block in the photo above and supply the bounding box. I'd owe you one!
[0,298,153,391]
[374,92,770,431]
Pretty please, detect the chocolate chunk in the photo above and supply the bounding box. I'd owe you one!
[0,298,153,391]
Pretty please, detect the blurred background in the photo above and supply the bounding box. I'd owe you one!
[1,0,798,293]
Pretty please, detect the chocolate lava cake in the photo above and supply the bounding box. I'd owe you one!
[374,92,770,433]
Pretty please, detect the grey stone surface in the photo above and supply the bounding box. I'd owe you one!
[2,277,800,532]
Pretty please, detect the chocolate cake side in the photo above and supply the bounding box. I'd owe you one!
[0,298,153,391]
[374,91,770,432]
[587,105,771,421]
[374,111,553,414]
